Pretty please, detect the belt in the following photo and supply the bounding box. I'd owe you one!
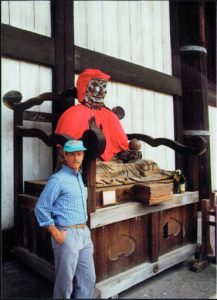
[65,224,87,229]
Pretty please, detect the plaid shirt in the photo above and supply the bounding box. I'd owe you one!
[34,164,88,227]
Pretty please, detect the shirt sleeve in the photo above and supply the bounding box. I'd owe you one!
[34,176,61,227]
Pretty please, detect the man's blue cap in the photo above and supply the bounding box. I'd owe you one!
[63,139,87,152]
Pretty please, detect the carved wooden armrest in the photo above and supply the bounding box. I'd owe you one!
[127,133,207,156]
[3,89,77,111]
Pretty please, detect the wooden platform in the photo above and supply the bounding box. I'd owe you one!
[15,189,199,298]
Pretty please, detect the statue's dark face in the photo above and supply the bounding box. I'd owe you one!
[84,78,107,109]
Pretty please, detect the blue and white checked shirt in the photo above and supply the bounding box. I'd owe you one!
[34,164,88,227]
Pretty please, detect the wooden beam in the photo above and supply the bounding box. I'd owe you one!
[1,24,55,66]
[75,46,182,96]
[90,192,198,229]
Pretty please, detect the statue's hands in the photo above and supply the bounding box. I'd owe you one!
[88,116,103,132]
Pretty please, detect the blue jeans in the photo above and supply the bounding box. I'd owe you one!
[51,227,96,299]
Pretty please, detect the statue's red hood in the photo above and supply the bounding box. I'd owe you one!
[76,69,110,102]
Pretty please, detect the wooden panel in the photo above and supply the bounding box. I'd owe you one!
[96,185,134,208]
[1,24,55,66]
[92,216,148,282]
[142,90,157,162]
[73,1,87,48]
[24,181,47,197]
[159,206,186,255]
[105,81,118,111]
[209,106,217,191]
[1,59,52,227]
[1,1,9,23]
[141,2,154,69]
[18,194,54,263]
[102,1,118,58]
[86,1,103,53]
[152,1,163,72]
[9,1,27,30]
[116,84,132,133]
[1,58,20,229]
[34,1,51,36]
[116,1,131,62]
[161,1,172,75]
[153,93,167,169]
[19,62,52,182]
[4,0,51,36]
[74,1,172,75]
[164,95,176,170]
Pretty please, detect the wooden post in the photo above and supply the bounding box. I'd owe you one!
[148,212,159,263]
[189,203,198,244]
[14,110,23,246]
[178,1,212,203]
[169,1,184,170]
[52,0,75,117]
[51,0,75,171]
[200,199,210,261]
[87,159,96,215]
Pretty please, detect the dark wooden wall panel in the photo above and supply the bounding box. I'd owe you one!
[1,24,55,66]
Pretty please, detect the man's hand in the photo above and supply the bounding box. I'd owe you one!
[47,226,67,244]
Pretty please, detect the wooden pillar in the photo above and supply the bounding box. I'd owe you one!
[169,2,184,170]
[52,0,75,124]
[148,212,159,263]
[178,1,211,202]
[14,110,23,245]
[51,0,75,171]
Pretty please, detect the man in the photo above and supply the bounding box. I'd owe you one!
[55,68,129,162]
[34,139,96,299]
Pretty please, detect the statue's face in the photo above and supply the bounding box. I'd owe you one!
[84,78,107,109]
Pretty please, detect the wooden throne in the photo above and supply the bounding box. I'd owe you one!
[3,88,207,298]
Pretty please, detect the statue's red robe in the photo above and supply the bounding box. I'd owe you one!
[55,104,129,161]
[55,68,129,161]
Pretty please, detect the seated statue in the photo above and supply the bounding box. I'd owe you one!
[54,69,172,189]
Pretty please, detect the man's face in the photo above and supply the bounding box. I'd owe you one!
[64,151,84,171]
[84,78,107,108]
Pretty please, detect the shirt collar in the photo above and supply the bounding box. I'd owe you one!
[62,164,80,176]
